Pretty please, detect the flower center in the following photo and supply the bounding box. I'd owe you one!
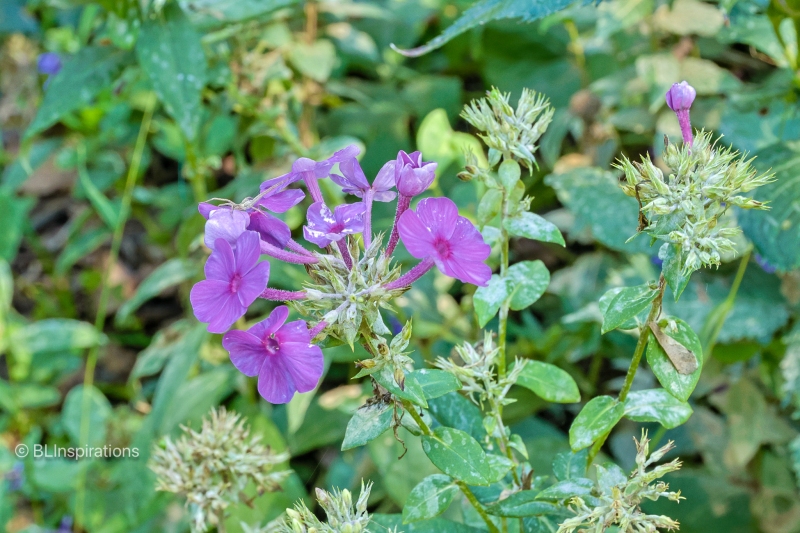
[264,337,280,355]
[230,274,242,293]
[433,237,451,259]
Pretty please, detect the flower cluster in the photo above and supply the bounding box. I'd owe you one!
[148,408,290,533]
[269,482,374,533]
[190,145,492,403]
[557,431,684,533]
[617,82,774,272]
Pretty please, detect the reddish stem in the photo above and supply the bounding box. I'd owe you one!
[260,288,306,301]
[386,194,411,255]
[384,257,434,290]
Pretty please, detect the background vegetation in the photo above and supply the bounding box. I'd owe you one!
[1,0,800,531]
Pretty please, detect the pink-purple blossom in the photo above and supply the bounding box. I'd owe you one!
[330,158,397,202]
[222,306,324,404]
[398,197,491,286]
[190,231,270,333]
[199,205,291,249]
[257,176,306,212]
[303,202,366,248]
[395,150,437,197]
[665,81,696,145]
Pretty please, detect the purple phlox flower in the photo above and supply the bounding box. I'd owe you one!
[190,231,270,334]
[665,81,696,112]
[665,81,696,145]
[398,197,491,286]
[754,253,777,274]
[37,52,62,75]
[303,202,366,248]
[257,176,306,212]
[277,145,362,185]
[395,150,437,197]
[222,305,324,404]
[330,158,397,202]
[199,203,291,250]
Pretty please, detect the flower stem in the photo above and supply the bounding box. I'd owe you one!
[260,241,319,264]
[308,321,327,339]
[75,97,154,529]
[676,110,693,146]
[287,238,313,256]
[260,288,306,301]
[497,185,511,378]
[401,400,499,533]
[383,258,434,290]
[702,249,750,356]
[337,239,353,269]
[303,174,325,204]
[386,194,411,256]
[363,189,375,249]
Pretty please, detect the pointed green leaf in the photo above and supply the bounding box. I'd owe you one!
[62,385,112,447]
[402,474,459,523]
[536,478,595,501]
[507,260,550,311]
[342,402,394,450]
[600,283,658,334]
[569,396,625,451]
[411,369,462,400]
[421,427,492,485]
[552,449,589,481]
[115,258,199,325]
[514,360,580,403]
[474,274,512,327]
[375,367,428,408]
[484,491,560,518]
[645,318,704,402]
[504,212,565,246]
[623,389,693,429]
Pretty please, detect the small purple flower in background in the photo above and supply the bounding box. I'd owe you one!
[37,52,62,89]
[303,202,365,248]
[754,253,777,274]
[6,461,23,492]
[651,255,664,268]
[278,145,361,203]
[395,151,437,197]
[397,197,491,287]
[331,158,397,202]
[665,81,696,145]
[222,306,324,404]
[190,231,270,334]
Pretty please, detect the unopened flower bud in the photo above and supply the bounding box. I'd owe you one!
[665,81,696,112]
[395,150,437,197]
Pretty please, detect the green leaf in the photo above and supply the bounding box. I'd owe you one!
[342,402,394,450]
[0,193,34,262]
[504,212,565,246]
[427,392,485,441]
[514,360,580,403]
[130,321,205,380]
[552,449,589,481]
[536,478,595,501]
[545,168,655,254]
[26,46,129,139]
[411,369,462,400]
[402,474,459,523]
[374,366,428,408]
[645,318,704,402]
[392,0,590,57]
[373,514,485,533]
[11,319,106,355]
[474,274,512,327]
[660,243,692,301]
[739,145,800,270]
[484,453,514,483]
[507,260,550,311]
[78,163,118,229]
[421,427,493,485]
[115,258,199,325]
[623,389,693,429]
[62,385,112,447]
[569,396,625,451]
[600,283,658,334]
[137,4,207,140]
[484,491,560,517]
[159,367,235,434]
[55,227,111,275]
[288,40,336,82]
[478,190,504,226]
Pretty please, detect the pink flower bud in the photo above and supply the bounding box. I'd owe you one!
[665,81,696,112]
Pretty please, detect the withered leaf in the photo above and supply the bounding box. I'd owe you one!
[649,322,698,375]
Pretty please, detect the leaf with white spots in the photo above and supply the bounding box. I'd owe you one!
[402,474,459,523]
[484,491,561,517]
[507,260,550,311]
[535,478,595,501]
[623,389,693,429]
[569,395,625,451]
[514,360,580,403]
[473,274,512,327]
[411,369,462,400]
[504,211,565,246]
[342,401,394,450]
[421,427,493,485]
[137,4,207,140]
[600,283,658,334]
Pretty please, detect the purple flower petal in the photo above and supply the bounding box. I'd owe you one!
[222,330,265,376]
[250,305,290,340]
[237,261,270,307]
[280,341,324,393]
[232,231,262,275]
[248,211,291,248]
[205,238,237,281]
[395,150,437,197]
[259,189,305,213]
[204,209,249,250]
[190,280,246,333]
[258,356,297,404]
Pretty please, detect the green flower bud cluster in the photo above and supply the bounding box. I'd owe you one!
[271,482,375,533]
[149,408,290,533]
[616,131,774,272]
[294,234,402,348]
[461,87,554,171]
[353,320,414,390]
[557,431,684,533]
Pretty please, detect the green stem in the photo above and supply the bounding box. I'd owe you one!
[401,400,499,533]
[74,100,154,529]
[702,250,750,357]
[497,187,510,378]
[588,275,665,466]
[184,140,207,202]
